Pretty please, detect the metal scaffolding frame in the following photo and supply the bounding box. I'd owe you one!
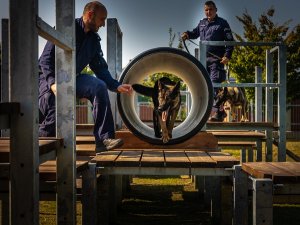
[107,18,123,129]
[3,0,76,224]
[199,41,287,161]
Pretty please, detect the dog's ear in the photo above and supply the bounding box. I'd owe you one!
[223,87,228,94]
[132,84,154,97]
[169,81,181,99]
[157,80,166,91]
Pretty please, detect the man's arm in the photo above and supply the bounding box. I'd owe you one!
[88,50,121,92]
[182,23,201,40]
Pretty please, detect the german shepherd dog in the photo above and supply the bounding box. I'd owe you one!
[215,86,249,122]
[132,77,181,143]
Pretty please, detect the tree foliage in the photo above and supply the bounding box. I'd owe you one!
[141,28,186,90]
[229,8,300,102]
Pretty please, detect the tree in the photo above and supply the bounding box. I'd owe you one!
[229,8,300,102]
[168,27,176,48]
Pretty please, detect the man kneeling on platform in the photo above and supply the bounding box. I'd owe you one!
[38,1,132,152]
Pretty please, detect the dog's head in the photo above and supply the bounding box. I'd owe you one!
[132,77,181,143]
[157,78,181,118]
[214,87,229,107]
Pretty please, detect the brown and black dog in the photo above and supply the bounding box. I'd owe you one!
[215,86,249,122]
[132,77,181,143]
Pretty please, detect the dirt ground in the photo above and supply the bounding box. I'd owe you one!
[115,176,212,225]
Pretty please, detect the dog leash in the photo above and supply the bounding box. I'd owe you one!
[183,39,222,60]
[183,39,232,81]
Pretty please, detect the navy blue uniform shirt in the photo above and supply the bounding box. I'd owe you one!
[186,15,234,61]
[38,17,120,97]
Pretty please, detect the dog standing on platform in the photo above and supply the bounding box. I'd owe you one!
[214,86,249,122]
[132,77,181,143]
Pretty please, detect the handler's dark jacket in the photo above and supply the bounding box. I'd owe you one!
[38,17,120,97]
[186,15,234,62]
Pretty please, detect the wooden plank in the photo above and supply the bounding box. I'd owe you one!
[185,151,216,167]
[207,121,275,129]
[211,131,265,138]
[115,150,142,167]
[140,150,165,167]
[76,144,96,156]
[0,139,63,162]
[115,130,218,150]
[39,157,89,181]
[38,139,63,156]
[218,141,256,147]
[208,152,239,167]
[76,136,95,144]
[242,162,299,183]
[269,162,300,177]
[91,151,121,167]
[164,151,190,167]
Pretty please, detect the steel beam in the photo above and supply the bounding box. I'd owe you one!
[107,18,123,129]
[9,0,39,224]
[252,178,273,225]
[97,167,231,176]
[55,0,76,224]
[36,17,73,51]
[277,45,287,161]
[233,165,248,225]
[265,50,274,161]
[255,66,263,122]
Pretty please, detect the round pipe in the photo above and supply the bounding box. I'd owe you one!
[117,47,213,145]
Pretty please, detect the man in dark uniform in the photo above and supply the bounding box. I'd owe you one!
[181,0,234,122]
[39,1,132,151]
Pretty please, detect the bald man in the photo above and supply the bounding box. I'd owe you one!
[38,1,132,151]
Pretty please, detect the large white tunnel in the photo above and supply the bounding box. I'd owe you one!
[117,47,213,145]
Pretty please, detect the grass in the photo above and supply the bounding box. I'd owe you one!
[39,201,82,225]
[4,141,300,224]
[37,175,300,225]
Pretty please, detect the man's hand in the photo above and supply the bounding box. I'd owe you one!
[181,32,189,41]
[220,56,229,65]
[50,83,57,96]
[117,84,133,95]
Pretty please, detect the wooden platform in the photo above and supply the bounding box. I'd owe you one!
[233,162,300,225]
[76,124,274,161]
[0,138,63,164]
[242,162,300,183]
[92,150,239,176]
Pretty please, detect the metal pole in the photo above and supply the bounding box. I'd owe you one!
[199,42,207,130]
[265,50,274,123]
[277,45,287,161]
[255,66,263,122]
[1,19,10,137]
[265,50,274,161]
[252,179,273,225]
[1,19,9,103]
[55,0,76,224]
[107,18,123,129]
[9,0,39,224]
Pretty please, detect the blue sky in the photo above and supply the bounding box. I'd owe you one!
[1,0,299,67]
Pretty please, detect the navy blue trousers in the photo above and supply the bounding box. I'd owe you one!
[207,60,226,112]
[39,74,115,146]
